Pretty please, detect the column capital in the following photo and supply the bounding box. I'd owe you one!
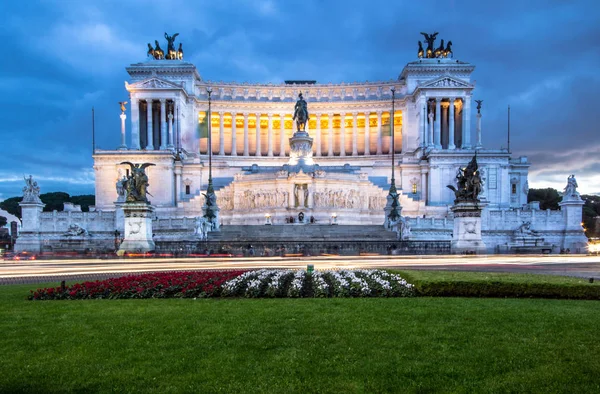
[316,113,322,120]
[267,113,272,119]
[243,113,249,118]
[159,98,166,103]
[327,112,334,117]
[376,110,383,115]
[352,112,358,117]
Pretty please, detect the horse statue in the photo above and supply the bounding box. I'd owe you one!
[417,41,424,59]
[153,40,164,60]
[147,43,155,58]
[177,43,184,60]
[165,32,179,60]
[444,41,453,58]
[420,32,438,58]
[293,92,309,132]
[434,39,445,58]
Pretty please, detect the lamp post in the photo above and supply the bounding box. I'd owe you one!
[387,87,400,222]
[203,87,218,228]
[114,229,120,252]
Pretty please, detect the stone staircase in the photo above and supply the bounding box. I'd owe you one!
[208,224,397,242]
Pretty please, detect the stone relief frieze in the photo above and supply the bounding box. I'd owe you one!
[236,189,290,210]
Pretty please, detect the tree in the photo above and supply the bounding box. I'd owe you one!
[0,193,96,218]
[0,197,22,219]
[527,188,561,210]
[0,216,6,228]
[70,195,96,212]
[40,192,71,213]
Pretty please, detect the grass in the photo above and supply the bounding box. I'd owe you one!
[1,277,600,393]
[397,270,600,285]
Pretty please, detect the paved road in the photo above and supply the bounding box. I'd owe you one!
[2,255,600,284]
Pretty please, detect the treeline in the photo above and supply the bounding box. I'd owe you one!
[0,192,95,219]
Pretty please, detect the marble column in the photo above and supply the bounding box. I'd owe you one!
[421,101,427,148]
[168,112,174,149]
[441,101,448,150]
[352,112,358,156]
[476,112,482,149]
[267,114,273,157]
[219,112,225,155]
[131,98,140,150]
[119,113,127,150]
[231,113,237,156]
[159,99,167,150]
[255,113,261,156]
[448,98,456,149]
[376,111,383,155]
[243,113,249,156]
[315,114,322,157]
[463,96,472,148]
[146,100,154,150]
[428,110,434,148]
[364,112,370,155]
[328,113,334,157]
[279,114,286,157]
[420,169,428,204]
[340,113,346,157]
[434,98,442,149]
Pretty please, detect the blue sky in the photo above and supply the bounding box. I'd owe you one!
[0,0,599,201]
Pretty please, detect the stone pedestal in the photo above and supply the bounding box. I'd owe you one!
[118,202,155,254]
[451,202,487,254]
[288,131,314,166]
[559,198,588,253]
[14,201,45,253]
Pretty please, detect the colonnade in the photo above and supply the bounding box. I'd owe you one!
[199,111,402,157]
[129,99,177,150]
[420,95,472,150]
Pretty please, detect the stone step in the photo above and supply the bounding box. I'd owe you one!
[209,225,397,241]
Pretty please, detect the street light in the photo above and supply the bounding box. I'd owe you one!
[387,87,400,222]
[203,87,217,226]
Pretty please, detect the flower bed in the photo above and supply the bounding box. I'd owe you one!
[29,269,414,300]
[29,270,246,300]
[222,269,414,298]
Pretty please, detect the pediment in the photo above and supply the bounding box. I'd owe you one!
[419,76,473,89]
[126,77,183,91]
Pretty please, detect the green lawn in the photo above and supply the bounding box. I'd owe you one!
[1,280,600,393]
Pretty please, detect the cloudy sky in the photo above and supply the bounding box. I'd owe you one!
[0,0,598,201]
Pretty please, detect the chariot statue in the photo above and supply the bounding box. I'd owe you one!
[165,32,179,60]
[420,32,438,58]
[293,92,309,132]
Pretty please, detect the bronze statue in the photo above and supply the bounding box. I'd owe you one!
[147,43,155,58]
[444,41,453,58]
[153,40,164,59]
[120,162,156,203]
[447,155,483,203]
[417,41,424,58]
[420,32,438,58]
[177,43,184,60]
[475,100,483,114]
[119,101,128,113]
[293,92,309,132]
[165,32,179,60]
[434,39,445,58]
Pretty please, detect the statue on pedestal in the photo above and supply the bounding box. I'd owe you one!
[420,32,438,58]
[563,175,581,200]
[293,93,309,132]
[475,100,483,114]
[120,162,156,203]
[447,155,483,203]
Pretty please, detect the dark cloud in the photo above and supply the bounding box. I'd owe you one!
[0,0,598,200]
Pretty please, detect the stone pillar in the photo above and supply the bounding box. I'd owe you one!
[315,114,322,157]
[463,95,472,148]
[448,98,456,150]
[434,98,441,149]
[131,98,141,150]
[219,112,225,155]
[119,113,127,150]
[364,112,370,155]
[231,112,237,156]
[352,112,358,156]
[476,112,482,149]
[428,111,434,148]
[146,100,154,150]
[451,203,486,254]
[280,114,286,157]
[420,100,427,148]
[441,102,449,149]
[118,203,155,254]
[14,200,45,253]
[255,113,261,156]
[376,111,383,155]
[340,113,346,157]
[328,113,334,156]
[267,113,273,157]
[243,113,249,156]
[174,164,182,204]
[160,99,167,150]
[167,111,174,149]
[420,169,428,204]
